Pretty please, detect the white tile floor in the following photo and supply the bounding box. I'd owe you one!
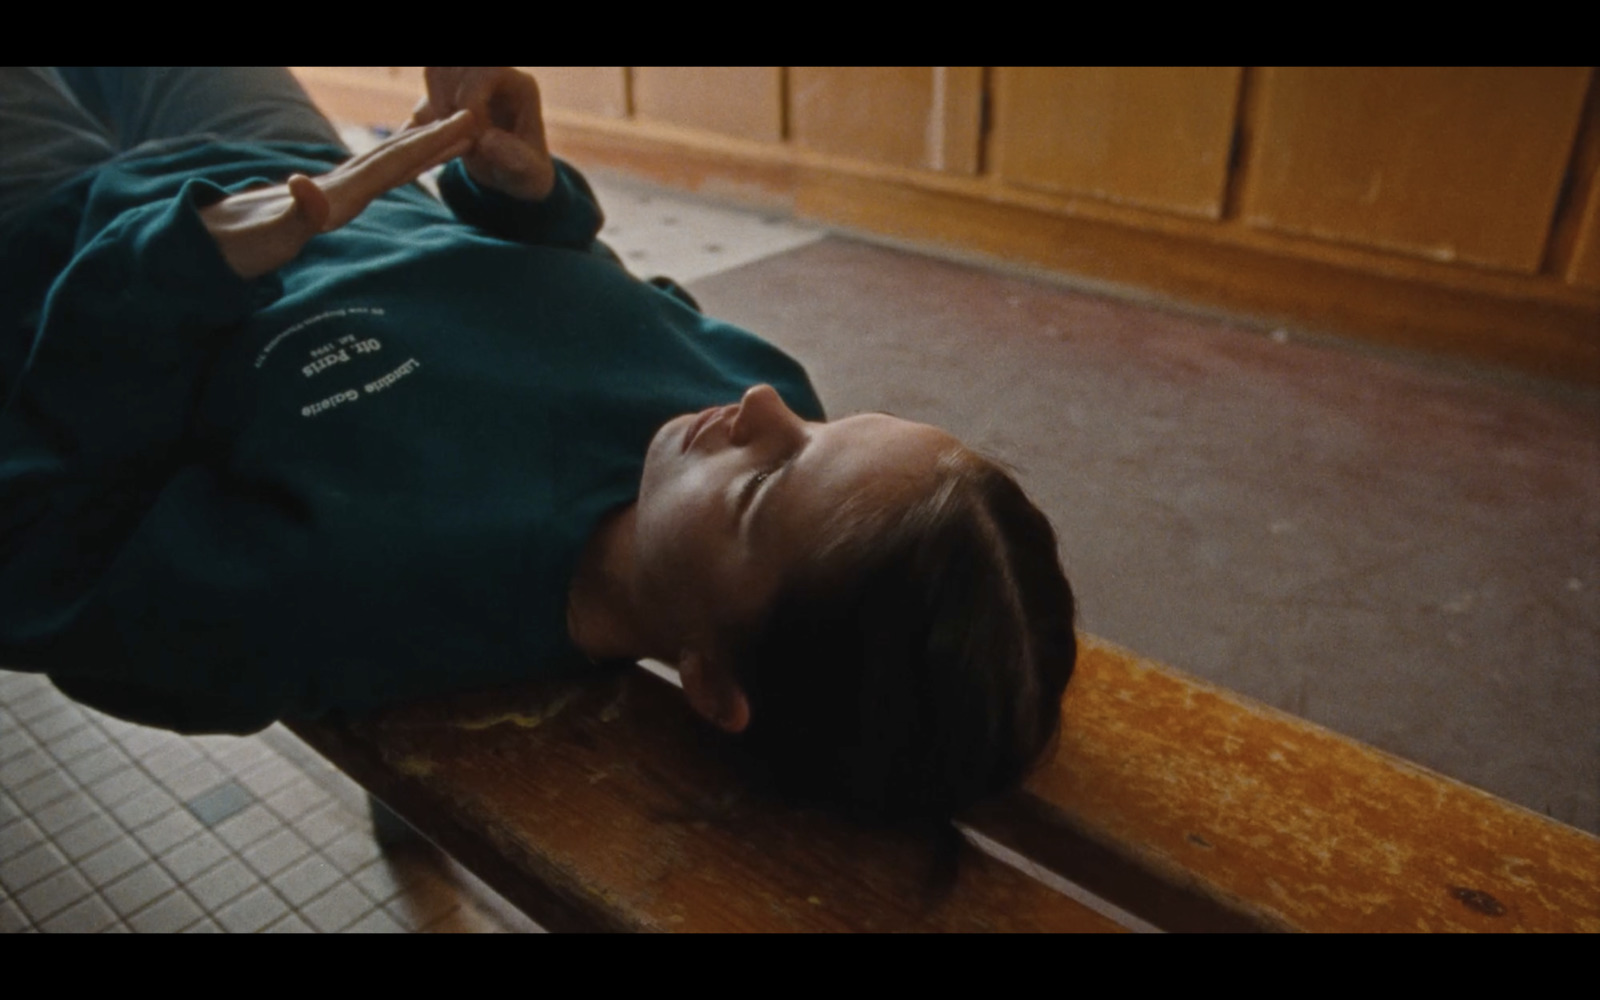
[1,126,826,933]
[590,175,823,283]
[0,669,530,933]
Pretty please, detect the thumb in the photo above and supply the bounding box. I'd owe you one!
[287,174,331,233]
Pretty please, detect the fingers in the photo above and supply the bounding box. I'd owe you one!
[406,95,438,131]
[327,109,476,209]
[463,121,555,201]
[456,69,508,129]
[423,66,467,116]
[474,129,522,171]
[421,67,540,138]
[426,66,493,123]
[286,174,330,233]
[382,111,477,177]
[375,108,478,169]
[411,69,552,201]
[512,74,546,142]
[477,130,538,182]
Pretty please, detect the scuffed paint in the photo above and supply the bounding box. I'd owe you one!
[1023,635,1600,932]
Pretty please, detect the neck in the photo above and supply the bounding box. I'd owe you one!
[566,503,659,664]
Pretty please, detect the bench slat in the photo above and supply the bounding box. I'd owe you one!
[974,636,1600,932]
[291,668,1124,933]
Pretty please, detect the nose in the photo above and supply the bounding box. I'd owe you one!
[729,384,802,446]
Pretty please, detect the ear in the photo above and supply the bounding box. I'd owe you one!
[677,647,751,734]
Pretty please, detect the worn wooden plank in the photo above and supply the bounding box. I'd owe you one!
[977,636,1600,932]
[290,667,1123,933]
[292,629,1599,932]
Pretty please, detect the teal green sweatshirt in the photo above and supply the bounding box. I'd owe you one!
[0,138,824,733]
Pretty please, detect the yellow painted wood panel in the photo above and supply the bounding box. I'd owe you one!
[991,67,1242,219]
[632,67,782,142]
[790,67,982,175]
[290,67,422,126]
[298,67,416,85]
[521,67,628,118]
[1243,67,1592,274]
[1563,83,1600,290]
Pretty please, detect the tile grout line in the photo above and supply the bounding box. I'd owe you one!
[2,674,379,932]
[4,688,137,929]
[102,707,390,931]
[46,694,247,930]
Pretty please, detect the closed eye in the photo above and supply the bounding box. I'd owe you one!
[740,439,806,532]
[739,467,776,511]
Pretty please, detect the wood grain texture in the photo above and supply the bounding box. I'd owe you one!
[991,67,1242,219]
[292,634,1600,932]
[994,636,1600,933]
[291,670,1123,933]
[1242,67,1592,274]
[632,67,783,143]
[790,67,983,175]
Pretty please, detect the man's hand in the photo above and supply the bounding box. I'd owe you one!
[200,110,477,280]
[408,67,556,203]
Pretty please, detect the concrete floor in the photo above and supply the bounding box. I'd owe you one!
[682,233,1600,836]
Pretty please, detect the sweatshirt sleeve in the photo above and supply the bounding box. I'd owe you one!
[1,177,282,658]
[435,157,605,250]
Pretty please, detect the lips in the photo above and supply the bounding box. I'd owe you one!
[682,404,731,454]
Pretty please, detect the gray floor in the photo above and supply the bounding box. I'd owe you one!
[685,235,1600,835]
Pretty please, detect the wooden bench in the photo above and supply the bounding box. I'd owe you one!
[287,634,1600,932]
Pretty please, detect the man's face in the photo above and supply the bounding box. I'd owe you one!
[633,384,962,657]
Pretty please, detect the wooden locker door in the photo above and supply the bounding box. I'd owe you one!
[291,67,424,126]
[632,68,783,142]
[1571,192,1600,290]
[1559,82,1600,291]
[521,67,628,118]
[1241,67,1592,273]
[989,67,1243,219]
[789,67,983,175]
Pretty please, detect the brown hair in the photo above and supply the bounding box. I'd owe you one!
[728,448,1077,822]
